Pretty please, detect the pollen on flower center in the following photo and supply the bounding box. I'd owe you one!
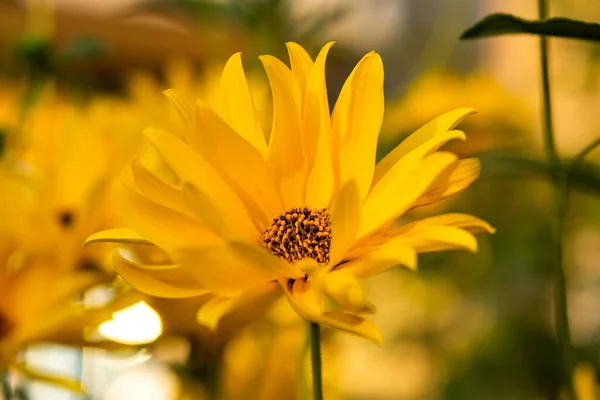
[260,207,331,264]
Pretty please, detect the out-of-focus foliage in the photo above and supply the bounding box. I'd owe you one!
[128,0,347,56]
[380,69,533,157]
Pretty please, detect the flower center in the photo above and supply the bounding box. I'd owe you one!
[58,210,75,228]
[0,312,12,340]
[261,207,331,264]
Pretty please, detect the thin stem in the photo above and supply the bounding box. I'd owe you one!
[2,372,11,400]
[309,323,323,400]
[539,0,558,165]
[538,0,573,392]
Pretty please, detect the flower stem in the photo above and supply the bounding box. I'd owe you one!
[309,322,323,400]
[538,0,573,392]
[2,372,11,400]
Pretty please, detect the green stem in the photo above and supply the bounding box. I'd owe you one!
[2,372,11,400]
[538,0,573,392]
[309,323,323,400]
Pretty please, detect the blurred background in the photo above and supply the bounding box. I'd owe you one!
[1,0,600,399]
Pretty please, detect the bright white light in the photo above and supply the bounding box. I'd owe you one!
[105,364,179,400]
[99,301,162,345]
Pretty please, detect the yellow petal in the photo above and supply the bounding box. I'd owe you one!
[329,180,361,266]
[389,213,494,253]
[196,296,237,331]
[282,276,382,344]
[218,52,267,156]
[345,240,417,278]
[5,265,106,323]
[359,152,458,238]
[323,269,375,313]
[190,101,282,228]
[181,182,235,238]
[260,54,306,208]
[114,182,220,250]
[173,246,271,297]
[377,129,465,182]
[413,158,481,208]
[286,41,314,96]
[303,41,336,208]
[131,157,191,216]
[227,240,305,279]
[374,108,475,185]
[143,127,257,238]
[163,89,194,134]
[333,51,384,203]
[113,250,209,298]
[84,228,153,248]
[402,226,479,253]
[394,213,496,235]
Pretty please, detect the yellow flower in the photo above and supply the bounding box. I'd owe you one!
[0,87,148,390]
[127,57,272,140]
[380,69,533,153]
[0,86,141,269]
[86,42,494,344]
[0,241,142,391]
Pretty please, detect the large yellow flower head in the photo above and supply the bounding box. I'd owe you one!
[87,42,494,344]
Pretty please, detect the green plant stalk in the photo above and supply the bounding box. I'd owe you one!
[309,323,323,400]
[538,0,573,391]
[2,371,11,400]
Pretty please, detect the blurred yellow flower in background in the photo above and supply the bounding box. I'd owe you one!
[0,83,153,390]
[220,298,339,400]
[87,41,494,345]
[0,231,142,391]
[380,70,533,156]
[127,57,272,141]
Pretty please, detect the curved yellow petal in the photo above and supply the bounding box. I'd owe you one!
[173,246,271,297]
[190,101,282,228]
[323,269,375,313]
[131,157,191,216]
[387,213,494,253]
[413,158,481,208]
[143,127,257,238]
[226,240,305,279]
[345,240,417,278]
[286,41,314,95]
[196,296,237,331]
[329,180,361,266]
[303,41,336,208]
[114,251,208,298]
[360,152,459,238]
[260,54,306,208]
[393,213,496,235]
[163,89,194,134]
[333,51,384,202]
[282,277,382,344]
[84,228,152,248]
[114,183,220,250]
[374,108,475,184]
[402,226,479,253]
[181,182,233,238]
[218,52,267,156]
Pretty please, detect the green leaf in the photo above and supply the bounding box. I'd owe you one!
[461,13,600,42]
[479,151,600,195]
